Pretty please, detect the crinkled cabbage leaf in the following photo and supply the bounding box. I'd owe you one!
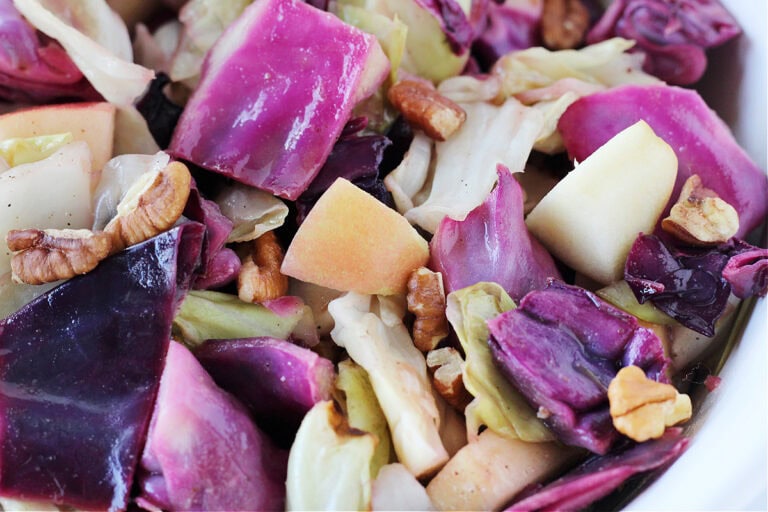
[587,0,741,85]
[488,281,671,454]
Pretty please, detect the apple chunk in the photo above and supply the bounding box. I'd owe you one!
[0,102,115,173]
[282,179,429,295]
[526,121,677,284]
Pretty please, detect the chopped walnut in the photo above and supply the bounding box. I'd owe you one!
[238,231,289,303]
[541,0,590,50]
[407,267,449,352]
[661,174,739,246]
[8,228,113,285]
[387,80,467,141]
[426,347,472,412]
[105,161,192,251]
[608,365,692,443]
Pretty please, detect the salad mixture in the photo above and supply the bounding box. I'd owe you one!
[0,0,765,510]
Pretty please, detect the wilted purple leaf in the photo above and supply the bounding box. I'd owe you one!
[506,429,689,511]
[587,0,741,85]
[488,281,671,454]
[430,165,560,302]
[195,337,335,446]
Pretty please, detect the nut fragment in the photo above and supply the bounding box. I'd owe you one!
[8,228,113,285]
[608,365,692,443]
[407,267,449,352]
[541,0,590,50]
[387,80,467,141]
[238,230,289,303]
[661,174,739,246]
[105,161,192,251]
[426,347,472,411]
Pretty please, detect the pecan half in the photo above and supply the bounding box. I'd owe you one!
[608,365,692,443]
[238,231,289,303]
[541,0,590,50]
[387,80,467,141]
[426,347,472,412]
[661,174,739,246]
[105,161,192,251]
[8,228,113,285]
[407,267,449,352]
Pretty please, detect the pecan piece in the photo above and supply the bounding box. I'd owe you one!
[238,231,289,303]
[407,267,449,352]
[661,174,739,246]
[426,347,472,412]
[8,228,113,285]
[608,365,692,443]
[105,161,192,251]
[541,0,590,50]
[387,80,467,141]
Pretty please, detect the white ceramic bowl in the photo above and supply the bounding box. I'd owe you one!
[626,1,767,509]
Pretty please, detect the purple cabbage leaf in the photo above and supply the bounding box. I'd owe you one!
[430,165,560,302]
[168,0,389,200]
[184,181,240,290]
[0,0,98,102]
[723,245,768,299]
[471,0,542,71]
[0,223,204,510]
[558,84,768,238]
[587,0,741,85]
[195,337,335,447]
[488,281,671,454]
[625,234,768,336]
[506,428,689,511]
[137,341,287,512]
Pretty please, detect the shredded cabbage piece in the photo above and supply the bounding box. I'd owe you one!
[329,292,449,477]
[14,0,154,106]
[337,360,393,478]
[390,98,542,233]
[446,282,553,442]
[0,132,72,167]
[492,38,661,99]
[287,400,376,511]
[215,182,289,243]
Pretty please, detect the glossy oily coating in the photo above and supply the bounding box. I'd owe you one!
[0,223,204,510]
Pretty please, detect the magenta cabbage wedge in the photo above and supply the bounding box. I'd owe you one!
[488,281,671,455]
[558,84,768,237]
[430,166,560,301]
[168,0,389,200]
[0,223,204,510]
[195,337,335,446]
[137,341,287,511]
